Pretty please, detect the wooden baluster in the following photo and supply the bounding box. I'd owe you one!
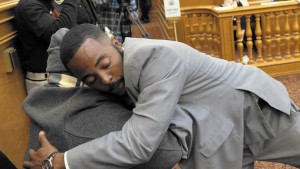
[198,14,205,52]
[206,14,213,56]
[218,16,237,60]
[255,14,263,63]
[246,15,254,64]
[274,11,282,60]
[198,14,204,51]
[190,38,196,49]
[193,14,200,51]
[212,16,218,58]
[189,14,194,35]
[283,10,291,59]
[264,13,273,62]
[183,15,192,46]
[236,16,244,62]
[203,14,209,53]
[216,18,221,58]
[188,14,196,49]
[293,9,300,58]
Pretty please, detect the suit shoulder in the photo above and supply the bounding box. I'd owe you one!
[124,38,184,49]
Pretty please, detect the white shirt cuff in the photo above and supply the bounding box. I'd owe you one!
[64,152,71,169]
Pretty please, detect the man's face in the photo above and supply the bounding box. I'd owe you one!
[67,37,126,95]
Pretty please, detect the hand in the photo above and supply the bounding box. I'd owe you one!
[23,131,58,169]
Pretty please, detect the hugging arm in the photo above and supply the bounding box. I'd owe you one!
[23,87,182,169]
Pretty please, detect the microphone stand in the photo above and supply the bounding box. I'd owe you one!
[115,3,150,39]
[85,0,105,30]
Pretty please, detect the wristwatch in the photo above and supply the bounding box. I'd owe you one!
[42,152,59,169]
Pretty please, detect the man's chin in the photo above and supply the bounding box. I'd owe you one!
[113,83,126,96]
[114,90,126,96]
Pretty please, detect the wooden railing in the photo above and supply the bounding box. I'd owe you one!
[157,0,300,76]
[0,0,30,168]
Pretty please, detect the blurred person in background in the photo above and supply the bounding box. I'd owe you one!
[14,0,96,93]
[139,0,151,23]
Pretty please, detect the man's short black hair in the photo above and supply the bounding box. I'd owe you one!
[60,23,106,66]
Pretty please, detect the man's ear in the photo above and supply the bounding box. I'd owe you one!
[111,36,123,52]
[111,36,120,46]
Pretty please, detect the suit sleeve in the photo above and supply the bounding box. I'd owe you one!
[66,47,186,168]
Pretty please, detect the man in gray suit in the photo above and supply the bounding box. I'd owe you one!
[24,24,300,169]
[22,28,182,169]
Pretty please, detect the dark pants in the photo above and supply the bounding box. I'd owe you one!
[139,0,152,21]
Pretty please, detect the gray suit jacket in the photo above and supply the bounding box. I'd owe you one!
[67,38,292,168]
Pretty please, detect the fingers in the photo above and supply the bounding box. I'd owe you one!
[23,134,59,169]
[23,161,33,168]
[23,149,36,169]
[38,131,59,153]
[28,149,38,161]
[39,131,51,147]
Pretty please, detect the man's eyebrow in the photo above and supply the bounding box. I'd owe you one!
[94,53,106,67]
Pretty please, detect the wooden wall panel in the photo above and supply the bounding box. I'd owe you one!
[0,0,30,168]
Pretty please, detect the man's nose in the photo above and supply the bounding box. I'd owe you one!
[100,72,113,85]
